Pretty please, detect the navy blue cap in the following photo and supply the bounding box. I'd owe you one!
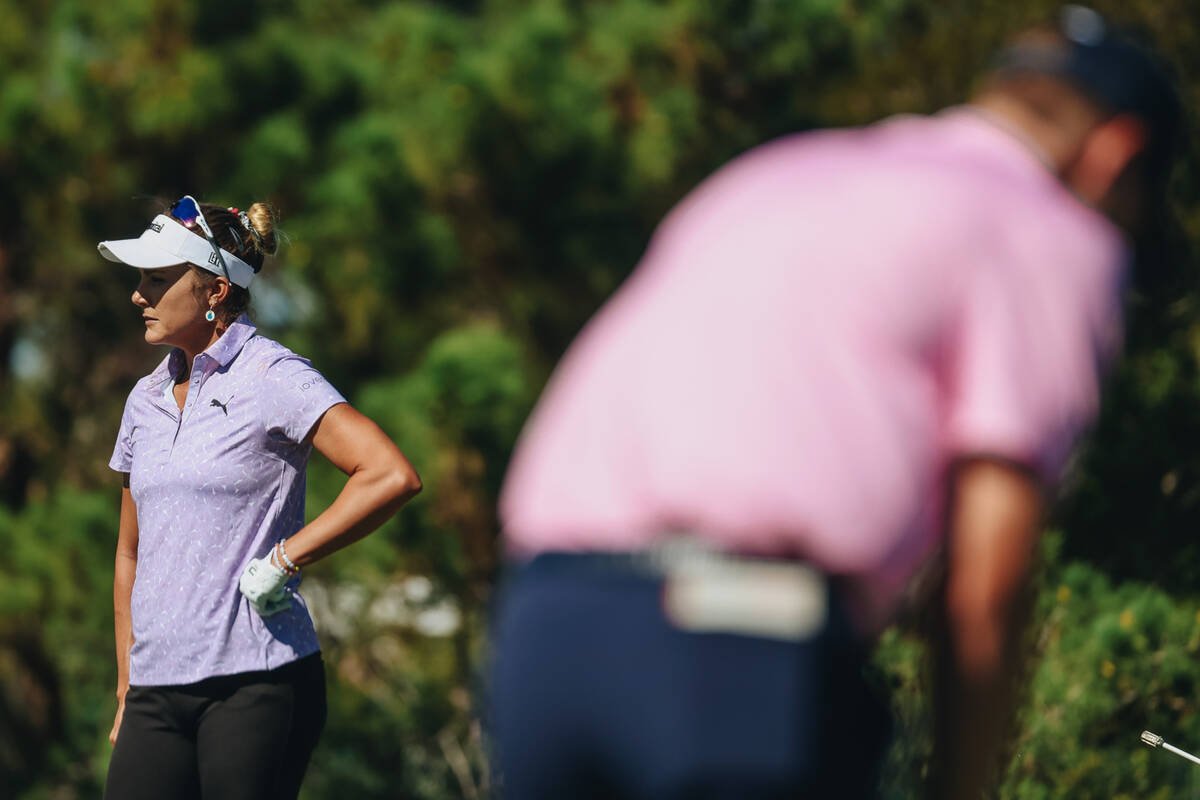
[991,5,1182,181]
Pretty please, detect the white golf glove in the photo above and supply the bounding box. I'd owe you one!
[239,556,292,616]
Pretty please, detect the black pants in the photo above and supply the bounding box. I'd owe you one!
[490,554,893,799]
[105,653,326,800]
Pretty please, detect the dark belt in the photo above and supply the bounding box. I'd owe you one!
[524,537,832,642]
[529,535,811,577]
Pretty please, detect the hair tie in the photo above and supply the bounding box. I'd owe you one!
[231,206,265,248]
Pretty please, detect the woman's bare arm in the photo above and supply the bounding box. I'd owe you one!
[111,475,138,745]
[282,403,421,567]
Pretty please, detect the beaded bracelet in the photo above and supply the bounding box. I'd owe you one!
[277,539,300,574]
[269,544,295,575]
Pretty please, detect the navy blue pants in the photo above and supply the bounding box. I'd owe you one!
[489,555,891,799]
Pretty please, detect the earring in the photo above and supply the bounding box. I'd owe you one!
[205,309,216,322]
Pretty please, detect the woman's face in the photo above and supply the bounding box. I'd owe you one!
[131,265,211,351]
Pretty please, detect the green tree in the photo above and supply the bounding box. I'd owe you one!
[2,1,1198,797]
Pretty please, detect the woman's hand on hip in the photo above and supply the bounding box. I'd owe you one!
[239,555,292,616]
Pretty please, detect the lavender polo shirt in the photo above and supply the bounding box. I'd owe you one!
[110,316,346,686]
[500,109,1128,632]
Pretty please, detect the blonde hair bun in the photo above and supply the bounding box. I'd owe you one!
[246,202,278,256]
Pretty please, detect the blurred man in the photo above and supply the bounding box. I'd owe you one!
[491,7,1181,798]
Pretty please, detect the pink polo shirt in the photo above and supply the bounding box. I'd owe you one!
[499,109,1128,630]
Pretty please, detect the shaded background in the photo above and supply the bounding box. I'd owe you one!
[1,0,1198,797]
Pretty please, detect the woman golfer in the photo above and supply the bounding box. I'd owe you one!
[100,196,421,799]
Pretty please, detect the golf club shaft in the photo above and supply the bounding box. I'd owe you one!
[1162,742,1200,767]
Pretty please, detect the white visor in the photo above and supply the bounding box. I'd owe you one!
[98,215,256,288]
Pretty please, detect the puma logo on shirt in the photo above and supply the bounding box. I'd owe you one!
[211,398,230,416]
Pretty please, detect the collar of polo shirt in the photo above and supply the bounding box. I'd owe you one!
[98,215,256,289]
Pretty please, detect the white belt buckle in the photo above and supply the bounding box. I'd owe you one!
[662,559,828,642]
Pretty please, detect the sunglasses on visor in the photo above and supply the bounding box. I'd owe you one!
[170,195,232,283]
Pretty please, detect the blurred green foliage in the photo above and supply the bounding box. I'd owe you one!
[0,0,1197,797]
